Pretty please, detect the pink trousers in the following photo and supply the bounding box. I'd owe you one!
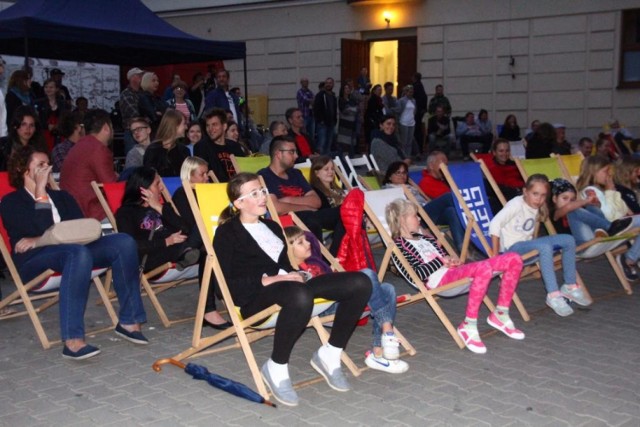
[439,252,523,319]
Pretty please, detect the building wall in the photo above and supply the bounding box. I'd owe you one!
[161,0,640,140]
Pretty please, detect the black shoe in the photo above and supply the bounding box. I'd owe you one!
[62,344,101,360]
[203,318,232,330]
[176,248,200,271]
[616,254,639,281]
[608,217,633,236]
[115,323,149,345]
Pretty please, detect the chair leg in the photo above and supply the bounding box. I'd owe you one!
[605,251,633,295]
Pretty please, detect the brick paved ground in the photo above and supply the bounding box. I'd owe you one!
[1,246,639,426]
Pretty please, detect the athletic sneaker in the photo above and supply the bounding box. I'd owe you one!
[616,254,639,281]
[608,217,633,236]
[381,332,400,360]
[487,312,525,340]
[546,294,574,317]
[456,321,486,354]
[560,284,592,307]
[364,351,409,374]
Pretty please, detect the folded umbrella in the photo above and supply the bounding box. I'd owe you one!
[153,358,276,408]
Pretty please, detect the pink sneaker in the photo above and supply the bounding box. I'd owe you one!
[487,312,525,340]
[456,322,486,354]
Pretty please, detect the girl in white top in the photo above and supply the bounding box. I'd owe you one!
[489,174,590,317]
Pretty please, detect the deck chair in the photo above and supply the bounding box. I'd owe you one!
[333,156,354,189]
[91,181,199,327]
[509,140,526,159]
[153,181,362,401]
[0,173,117,349]
[515,159,636,296]
[230,154,270,174]
[357,175,381,191]
[363,186,500,349]
[344,154,375,190]
[552,153,584,184]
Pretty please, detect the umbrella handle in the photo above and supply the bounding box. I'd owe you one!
[152,358,186,372]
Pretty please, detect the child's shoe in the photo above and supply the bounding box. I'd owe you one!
[560,284,592,307]
[381,332,400,360]
[546,294,574,317]
[616,254,639,281]
[364,351,409,374]
[456,321,486,354]
[487,312,525,340]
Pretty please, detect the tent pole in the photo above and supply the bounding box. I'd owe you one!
[23,35,29,69]
[243,56,249,139]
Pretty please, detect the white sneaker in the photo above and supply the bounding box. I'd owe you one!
[546,294,574,317]
[365,352,409,374]
[381,332,400,360]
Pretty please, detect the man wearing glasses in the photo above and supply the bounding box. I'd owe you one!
[124,117,151,170]
[258,136,345,254]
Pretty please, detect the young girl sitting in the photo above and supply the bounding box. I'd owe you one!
[550,178,632,246]
[490,174,591,317]
[386,199,525,354]
[577,155,640,280]
[284,225,409,374]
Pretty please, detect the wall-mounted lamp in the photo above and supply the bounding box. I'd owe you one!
[383,11,391,28]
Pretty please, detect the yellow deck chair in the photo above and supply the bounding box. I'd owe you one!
[153,181,362,401]
[553,153,584,184]
[230,154,270,174]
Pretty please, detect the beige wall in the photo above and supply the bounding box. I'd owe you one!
[162,0,640,140]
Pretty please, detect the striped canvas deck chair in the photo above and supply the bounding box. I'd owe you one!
[363,186,503,349]
[0,173,117,349]
[152,181,361,401]
[91,181,199,327]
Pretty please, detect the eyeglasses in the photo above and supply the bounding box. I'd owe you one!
[393,170,408,175]
[236,187,269,201]
[279,149,297,155]
[131,126,150,133]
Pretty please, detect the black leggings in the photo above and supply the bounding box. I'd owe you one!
[240,271,371,364]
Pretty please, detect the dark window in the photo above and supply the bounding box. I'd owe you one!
[620,9,640,88]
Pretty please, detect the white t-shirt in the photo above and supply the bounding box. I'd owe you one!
[243,221,285,264]
[488,195,538,252]
[399,99,416,127]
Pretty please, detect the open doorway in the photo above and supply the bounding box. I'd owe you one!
[370,40,398,93]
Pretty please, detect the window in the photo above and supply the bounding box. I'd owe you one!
[620,9,640,88]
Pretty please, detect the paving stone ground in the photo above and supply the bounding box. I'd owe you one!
[1,239,639,426]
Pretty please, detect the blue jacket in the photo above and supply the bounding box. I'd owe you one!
[204,88,243,129]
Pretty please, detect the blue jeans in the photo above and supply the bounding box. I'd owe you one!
[359,268,397,348]
[567,205,610,245]
[315,122,335,155]
[509,234,576,293]
[422,193,464,253]
[623,215,640,263]
[17,233,146,341]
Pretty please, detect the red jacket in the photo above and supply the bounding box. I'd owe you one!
[418,170,450,199]
[488,159,524,189]
[336,189,375,272]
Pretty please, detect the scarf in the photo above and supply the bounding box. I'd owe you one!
[371,129,405,159]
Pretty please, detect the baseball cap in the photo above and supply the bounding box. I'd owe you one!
[50,68,65,75]
[127,67,146,80]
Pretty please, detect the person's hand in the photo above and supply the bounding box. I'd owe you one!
[34,165,52,190]
[262,272,305,286]
[14,237,38,254]
[165,231,187,247]
[585,189,600,207]
[140,187,162,212]
[605,174,615,191]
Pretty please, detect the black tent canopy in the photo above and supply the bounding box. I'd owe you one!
[0,0,246,65]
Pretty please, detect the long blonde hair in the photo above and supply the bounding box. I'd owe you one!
[614,157,640,190]
[576,155,611,191]
[155,109,185,143]
[385,198,418,239]
[524,174,550,222]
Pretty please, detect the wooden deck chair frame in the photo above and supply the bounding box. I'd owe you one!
[363,186,501,349]
[91,181,199,327]
[552,152,584,184]
[0,175,117,349]
[514,158,636,296]
[153,181,362,401]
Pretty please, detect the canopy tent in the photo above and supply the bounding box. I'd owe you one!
[0,0,246,65]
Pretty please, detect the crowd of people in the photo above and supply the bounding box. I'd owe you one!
[1,59,639,408]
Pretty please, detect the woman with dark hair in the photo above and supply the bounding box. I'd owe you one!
[0,146,148,360]
[115,166,200,273]
[369,114,411,173]
[525,122,556,159]
[364,84,384,146]
[498,114,521,142]
[143,109,190,177]
[213,172,370,406]
[0,106,48,170]
[5,70,33,129]
[310,155,346,209]
[34,78,68,152]
[488,138,524,200]
[337,83,358,155]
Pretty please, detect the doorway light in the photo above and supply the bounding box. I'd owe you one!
[383,10,392,28]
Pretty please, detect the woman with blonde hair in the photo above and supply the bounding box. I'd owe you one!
[613,157,640,213]
[309,155,345,208]
[143,109,190,176]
